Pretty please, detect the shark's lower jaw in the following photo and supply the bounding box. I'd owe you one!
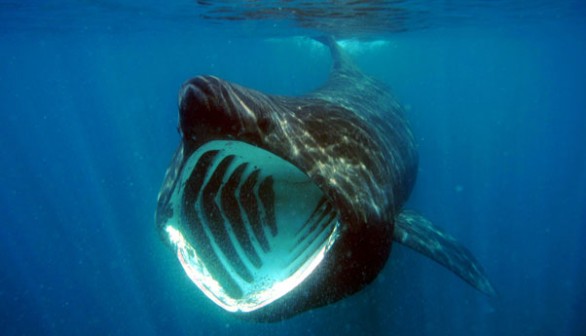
[165,140,340,313]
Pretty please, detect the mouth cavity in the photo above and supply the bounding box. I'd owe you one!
[165,140,340,313]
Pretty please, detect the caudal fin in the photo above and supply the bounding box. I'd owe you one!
[393,210,496,296]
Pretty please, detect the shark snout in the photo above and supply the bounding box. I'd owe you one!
[178,75,268,145]
[178,76,238,141]
[179,79,211,114]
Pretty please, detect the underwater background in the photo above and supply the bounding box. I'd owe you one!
[1,1,585,335]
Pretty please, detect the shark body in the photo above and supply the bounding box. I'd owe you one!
[156,38,494,321]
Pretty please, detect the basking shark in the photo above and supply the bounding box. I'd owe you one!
[155,37,495,321]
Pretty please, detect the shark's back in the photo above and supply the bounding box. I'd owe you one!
[307,37,419,218]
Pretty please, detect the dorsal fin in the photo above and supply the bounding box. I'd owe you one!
[311,37,373,103]
[315,36,362,78]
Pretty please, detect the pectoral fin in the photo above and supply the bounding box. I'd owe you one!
[394,210,496,296]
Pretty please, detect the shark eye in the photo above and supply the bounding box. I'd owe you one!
[165,140,340,312]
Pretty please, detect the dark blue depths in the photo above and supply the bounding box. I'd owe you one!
[1,16,585,336]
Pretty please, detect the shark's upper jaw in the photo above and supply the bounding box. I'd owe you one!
[163,140,341,312]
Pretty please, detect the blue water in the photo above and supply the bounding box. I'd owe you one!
[1,1,585,335]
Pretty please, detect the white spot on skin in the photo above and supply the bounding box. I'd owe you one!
[292,144,300,156]
[231,92,257,121]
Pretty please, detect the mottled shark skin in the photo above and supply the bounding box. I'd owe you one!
[155,37,495,322]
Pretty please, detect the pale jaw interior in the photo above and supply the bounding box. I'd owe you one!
[165,140,340,313]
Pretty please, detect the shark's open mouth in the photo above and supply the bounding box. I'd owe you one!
[164,140,340,312]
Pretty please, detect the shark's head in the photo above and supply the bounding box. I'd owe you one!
[156,73,403,321]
